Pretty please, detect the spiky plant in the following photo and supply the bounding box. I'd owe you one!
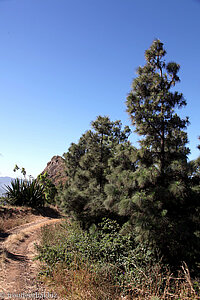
[4,178,45,208]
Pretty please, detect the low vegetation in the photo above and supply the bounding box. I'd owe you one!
[36,220,200,299]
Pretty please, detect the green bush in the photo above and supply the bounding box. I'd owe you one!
[36,219,200,298]
[37,172,57,205]
[36,219,158,289]
[4,178,45,208]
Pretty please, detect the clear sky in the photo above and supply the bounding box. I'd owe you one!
[0,0,200,178]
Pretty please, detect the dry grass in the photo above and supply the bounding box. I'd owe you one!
[0,204,61,233]
[39,262,200,300]
[0,205,38,232]
[0,217,29,232]
[4,231,29,251]
[113,262,200,300]
[40,263,121,300]
[3,219,62,253]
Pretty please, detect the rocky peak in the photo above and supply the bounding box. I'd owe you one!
[42,155,67,186]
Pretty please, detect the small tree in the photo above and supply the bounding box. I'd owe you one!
[59,116,130,227]
[37,172,57,205]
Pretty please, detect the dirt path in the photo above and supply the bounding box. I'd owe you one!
[0,217,61,299]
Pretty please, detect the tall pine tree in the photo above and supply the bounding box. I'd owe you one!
[126,40,199,267]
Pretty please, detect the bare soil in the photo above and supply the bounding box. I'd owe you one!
[0,210,62,299]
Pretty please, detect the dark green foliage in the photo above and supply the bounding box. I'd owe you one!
[187,138,200,253]
[37,219,133,267]
[126,40,190,175]
[58,116,131,227]
[37,172,57,204]
[4,178,45,208]
[104,142,138,218]
[123,39,199,267]
[188,158,200,189]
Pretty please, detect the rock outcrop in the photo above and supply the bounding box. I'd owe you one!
[42,155,67,186]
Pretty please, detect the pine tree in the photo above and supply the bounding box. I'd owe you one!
[188,137,200,195]
[125,40,199,266]
[59,116,130,227]
[104,142,137,219]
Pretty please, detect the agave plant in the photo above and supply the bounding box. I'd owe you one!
[4,178,45,208]
[24,179,45,208]
[4,178,25,206]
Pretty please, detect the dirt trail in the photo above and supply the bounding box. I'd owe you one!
[0,217,61,299]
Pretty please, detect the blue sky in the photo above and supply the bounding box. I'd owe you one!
[0,0,200,178]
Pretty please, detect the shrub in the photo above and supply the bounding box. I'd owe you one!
[36,219,158,294]
[4,178,45,208]
[37,172,57,205]
[36,219,200,299]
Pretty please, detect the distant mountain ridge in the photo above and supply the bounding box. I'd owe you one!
[0,177,14,196]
